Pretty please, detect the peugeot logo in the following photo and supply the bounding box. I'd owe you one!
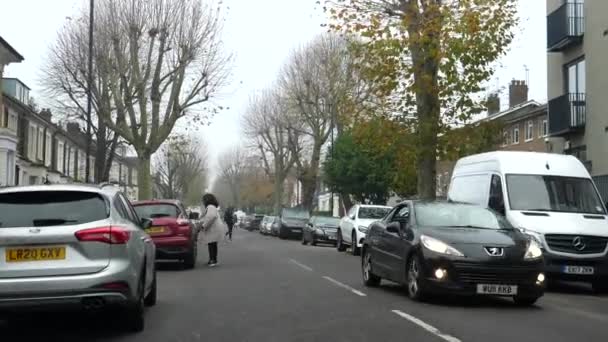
[484,247,504,256]
[572,236,586,251]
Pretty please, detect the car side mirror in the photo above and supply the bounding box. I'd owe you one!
[189,212,200,220]
[386,222,400,234]
[141,218,152,230]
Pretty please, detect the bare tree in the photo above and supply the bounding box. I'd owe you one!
[154,135,208,204]
[243,91,299,214]
[217,147,246,207]
[49,0,231,199]
[279,34,372,211]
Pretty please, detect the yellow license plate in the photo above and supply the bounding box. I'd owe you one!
[146,226,165,234]
[6,246,66,263]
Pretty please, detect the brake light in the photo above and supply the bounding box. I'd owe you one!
[75,226,131,244]
[177,218,190,226]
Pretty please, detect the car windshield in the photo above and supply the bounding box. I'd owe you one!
[282,209,310,219]
[315,217,340,225]
[358,207,390,219]
[506,175,605,214]
[133,203,179,219]
[415,203,513,229]
[0,191,108,228]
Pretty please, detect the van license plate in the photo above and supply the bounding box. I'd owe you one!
[476,284,517,296]
[6,246,66,262]
[563,266,594,275]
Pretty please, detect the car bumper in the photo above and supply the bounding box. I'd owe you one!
[543,251,608,282]
[419,252,545,298]
[313,234,337,244]
[153,236,193,260]
[281,226,304,237]
[0,260,137,312]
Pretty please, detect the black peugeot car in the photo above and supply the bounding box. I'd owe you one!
[302,216,341,246]
[361,201,545,306]
[278,208,310,239]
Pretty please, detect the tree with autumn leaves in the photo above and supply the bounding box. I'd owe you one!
[325,0,518,199]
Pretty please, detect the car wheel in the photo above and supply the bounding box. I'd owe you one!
[406,255,427,301]
[302,234,308,245]
[351,231,361,256]
[336,231,347,252]
[311,238,317,246]
[123,276,145,333]
[279,228,287,239]
[183,240,197,269]
[513,295,540,306]
[592,279,608,294]
[362,249,381,287]
[144,268,157,307]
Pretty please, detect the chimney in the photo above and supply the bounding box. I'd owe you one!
[39,108,52,122]
[509,79,528,108]
[66,122,81,135]
[486,93,500,116]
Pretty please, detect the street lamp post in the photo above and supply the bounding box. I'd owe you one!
[85,0,94,183]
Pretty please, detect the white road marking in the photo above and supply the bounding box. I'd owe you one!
[391,310,462,342]
[289,259,313,272]
[322,276,367,297]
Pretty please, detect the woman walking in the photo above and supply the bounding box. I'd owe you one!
[201,193,226,267]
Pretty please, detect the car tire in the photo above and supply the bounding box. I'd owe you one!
[302,235,308,245]
[351,231,361,256]
[362,249,381,287]
[311,239,317,246]
[592,279,608,294]
[123,277,145,333]
[406,255,427,301]
[336,231,347,252]
[513,295,539,306]
[183,240,197,269]
[144,269,157,307]
[279,228,287,239]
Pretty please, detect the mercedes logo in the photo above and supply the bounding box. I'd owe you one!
[572,236,586,251]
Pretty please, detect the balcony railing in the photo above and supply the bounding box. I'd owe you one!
[547,2,584,52]
[548,93,586,136]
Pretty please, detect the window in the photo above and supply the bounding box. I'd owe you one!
[28,124,37,160]
[390,205,409,223]
[512,126,519,144]
[119,194,140,224]
[8,111,17,131]
[133,203,180,219]
[45,133,52,167]
[525,120,534,141]
[506,174,604,214]
[358,206,391,219]
[37,127,44,160]
[566,58,585,95]
[542,119,548,137]
[488,175,505,215]
[448,174,490,206]
[502,130,509,146]
[57,141,64,174]
[0,191,108,228]
[2,105,8,128]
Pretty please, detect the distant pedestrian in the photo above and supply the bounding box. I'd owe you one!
[224,206,235,240]
[201,193,227,267]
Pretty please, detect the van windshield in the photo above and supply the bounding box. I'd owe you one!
[506,174,605,214]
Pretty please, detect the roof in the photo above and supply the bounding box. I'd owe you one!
[453,151,589,178]
[0,36,24,62]
[482,100,543,122]
[2,77,31,90]
[0,183,119,196]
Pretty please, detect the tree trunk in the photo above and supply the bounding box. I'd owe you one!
[299,143,322,211]
[137,154,152,200]
[273,173,283,215]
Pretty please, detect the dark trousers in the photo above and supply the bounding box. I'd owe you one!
[226,223,234,239]
[208,242,218,262]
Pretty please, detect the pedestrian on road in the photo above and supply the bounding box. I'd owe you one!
[224,206,235,241]
[201,193,226,267]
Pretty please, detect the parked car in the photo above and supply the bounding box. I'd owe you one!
[242,215,254,230]
[132,199,199,269]
[260,216,276,235]
[0,184,157,332]
[278,208,310,239]
[337,204,391,255]
[449,151,608,293]
[247,214,265,231]
[302,216,341,246]
[270,217,281,236]
[361,201,545,305]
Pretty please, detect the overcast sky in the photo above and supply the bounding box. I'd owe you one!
[0,0,546,185]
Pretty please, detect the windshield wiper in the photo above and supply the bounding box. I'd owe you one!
[33,218,78,227]
[523,208,552,212]
[449,225,497,230]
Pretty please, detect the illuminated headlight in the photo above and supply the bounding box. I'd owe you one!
[358,225,369,233]
[524,240,543,260]
[420,235,464,257]
[537,273,545,284]
[434,268,447,280]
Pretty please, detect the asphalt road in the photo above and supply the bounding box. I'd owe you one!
[2,229,608,341]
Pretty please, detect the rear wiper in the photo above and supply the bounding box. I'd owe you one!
[33,218,78,227]
[150,213,171,218]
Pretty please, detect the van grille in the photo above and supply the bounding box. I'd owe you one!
[545,234,608,254]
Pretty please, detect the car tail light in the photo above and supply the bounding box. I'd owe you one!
[177,218,190,226]
[175,218,192,237]
[75,226,131,244]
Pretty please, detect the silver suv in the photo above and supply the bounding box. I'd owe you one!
[0,184,156,332]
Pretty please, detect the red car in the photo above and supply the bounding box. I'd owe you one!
[132,199,199,269]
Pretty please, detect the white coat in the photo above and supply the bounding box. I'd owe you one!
[200,204,227,244]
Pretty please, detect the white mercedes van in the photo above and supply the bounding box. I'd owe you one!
[448,151,608,292]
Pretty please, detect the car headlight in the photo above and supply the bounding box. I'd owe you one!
[420,235,464,257]
[520,228,543,246]
[315,228,324,235]
[358,225,369,233]
[524,239,543,260]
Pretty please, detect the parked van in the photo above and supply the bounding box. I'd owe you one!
[448,151,608,292]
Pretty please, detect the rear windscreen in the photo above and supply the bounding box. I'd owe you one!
[0,191,109,228]
[133,204,179,219]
